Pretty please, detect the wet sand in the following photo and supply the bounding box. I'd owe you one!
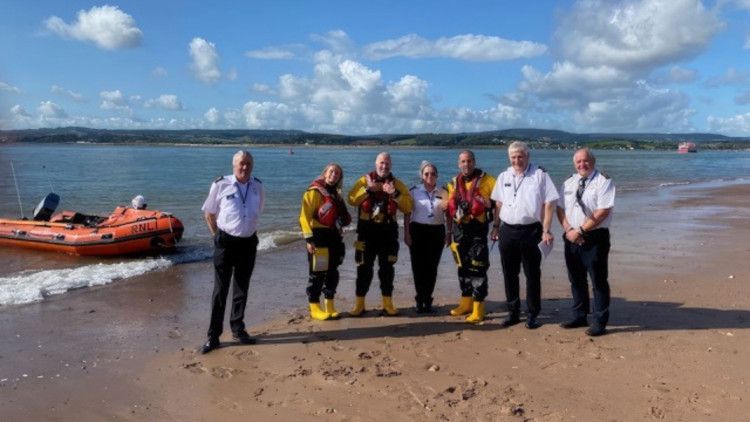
[2,183,749,421]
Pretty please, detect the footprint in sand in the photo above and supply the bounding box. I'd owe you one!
[232,349,259,361]
[210,366,243,379]
[181,362,207,375]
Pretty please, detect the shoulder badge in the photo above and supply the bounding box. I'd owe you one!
[253,176,263,184]
[213,176,224,183]
[409,185,418,192]
[601,172,611,179]
[565,173,574,181]
[538,165,547,173]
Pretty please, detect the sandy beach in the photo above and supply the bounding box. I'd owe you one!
[2,183,749,421]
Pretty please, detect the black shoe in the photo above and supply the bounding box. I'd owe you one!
[525,316,541,330]
[415,303,426,313]
[500,315,521,328]
[559,318,589,329]
[199,338,220,354]
[232,330,257,345]
[585,324,607,337]
[422,305,436,314]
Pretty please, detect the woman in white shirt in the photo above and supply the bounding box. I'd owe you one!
[404,161,451,313]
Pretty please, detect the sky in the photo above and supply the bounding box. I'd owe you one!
[1,0,750,136]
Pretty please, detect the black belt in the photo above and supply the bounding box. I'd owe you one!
[219,229,257,240]
[502,222,540,230]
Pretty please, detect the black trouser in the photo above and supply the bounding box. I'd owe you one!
[499,222,542,317]
[306,228,345,302]
[454,219,490,301]
[208,230,258,340]
[355,220,399,297]
[408,222,445,306]
[563,228,611,326]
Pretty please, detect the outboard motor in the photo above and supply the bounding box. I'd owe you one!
[33,193,60,221]
[131,195,147,210]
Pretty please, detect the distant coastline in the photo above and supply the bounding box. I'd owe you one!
[2,126,750,150]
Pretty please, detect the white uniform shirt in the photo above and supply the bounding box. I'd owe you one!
[491,163,559,225]
[408,184,446,225]
[202,175,265,237]
[559,169,615,229]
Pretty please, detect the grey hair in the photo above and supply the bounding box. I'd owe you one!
[232,150,252,165]
[419,160,437,176]
[508,141,530,158]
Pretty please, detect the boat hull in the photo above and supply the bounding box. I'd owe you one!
[0,207,184,256]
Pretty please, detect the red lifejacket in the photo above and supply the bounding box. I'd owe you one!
[309,180,351,228]
[449,169,486,220]
[360,171,398,218]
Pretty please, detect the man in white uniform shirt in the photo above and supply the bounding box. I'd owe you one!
[491,141,558,330]
[557,148,615,337]
[199,150,265,354]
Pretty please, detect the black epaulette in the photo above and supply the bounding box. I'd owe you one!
[409,185,418,192]
[565,173,574,181]
[254,176,263,184]
[538,165,548,172]
[214,176,224,183]
[600,172,610,179]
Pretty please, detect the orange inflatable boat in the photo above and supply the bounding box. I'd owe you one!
[0,194,184,256]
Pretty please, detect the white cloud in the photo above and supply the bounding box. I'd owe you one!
[144,94,185,111]
[363,34,547,61]
[252,83,275,95]
[311,30,357,54]
[189,37,221,84]
[51,85,86,102]
[151,67,168,78]
[11,104,31,117]
[234,54,523,134]
[1,82,21,94]
[99,90,131,113]
[246,47,296,59]
[44,5,142,50]
[204,108,221,124]
[558,0,723,71]
[666,66,698,84]
[37,101,67,118]
[498,0,727,133]
[705,67,750,88]
[571,81,696,132]
[708,112,750,135]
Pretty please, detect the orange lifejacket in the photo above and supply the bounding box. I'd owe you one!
[309,180,351,228]
[449,170,486,220]
[360,171,398,219]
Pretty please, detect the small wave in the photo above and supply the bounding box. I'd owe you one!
[0,258,172,306]
[258,229,304,250]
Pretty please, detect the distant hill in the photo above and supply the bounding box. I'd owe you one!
[1,127,748,150]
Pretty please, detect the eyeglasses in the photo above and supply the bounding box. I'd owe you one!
[423,172,437,176]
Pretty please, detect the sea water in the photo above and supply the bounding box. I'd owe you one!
[1,143,749,306]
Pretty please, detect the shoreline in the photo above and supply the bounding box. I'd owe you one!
[8,141,750,151]
[2,182,750,421]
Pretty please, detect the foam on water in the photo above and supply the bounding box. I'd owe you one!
[0,258,172,306]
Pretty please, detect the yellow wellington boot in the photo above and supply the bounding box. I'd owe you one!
[324,298,340,319]
[465,301,485,324]
[309,303,331,321]
[381,296,400,316]
[450,296,474,316]
[350,296,366,317]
